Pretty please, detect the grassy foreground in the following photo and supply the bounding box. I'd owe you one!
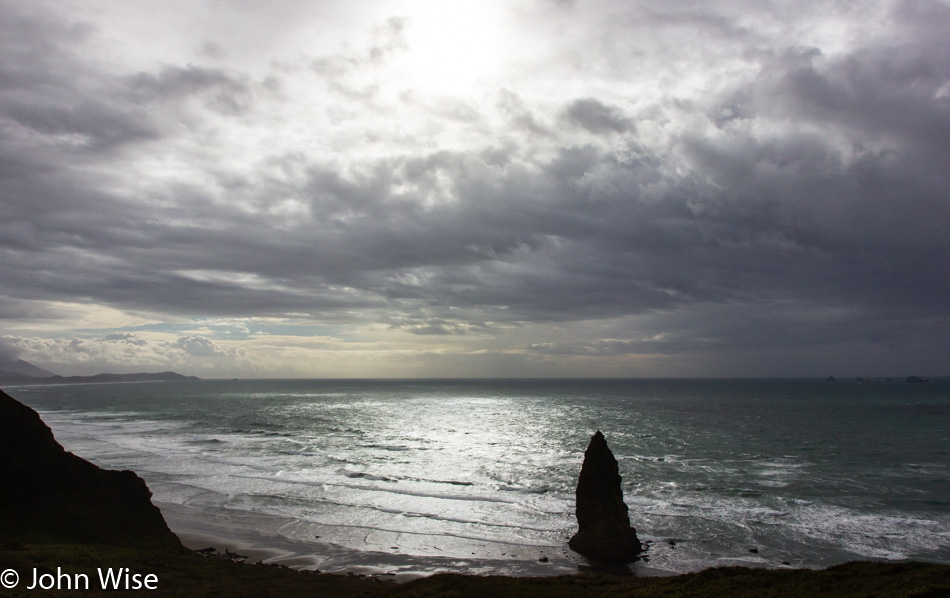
[1,543,948,597]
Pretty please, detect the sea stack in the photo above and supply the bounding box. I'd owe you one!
[0,388,180,547]
[568,430,642,563]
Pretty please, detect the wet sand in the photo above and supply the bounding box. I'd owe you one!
[157,501,677,580]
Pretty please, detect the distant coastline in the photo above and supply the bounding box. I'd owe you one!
[0,371,199,386]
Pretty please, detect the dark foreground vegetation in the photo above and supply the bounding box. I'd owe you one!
[1,543,948,598]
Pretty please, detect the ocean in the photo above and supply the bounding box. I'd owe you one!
[8,378,950,576]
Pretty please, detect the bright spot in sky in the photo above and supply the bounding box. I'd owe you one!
[394,2,511,96]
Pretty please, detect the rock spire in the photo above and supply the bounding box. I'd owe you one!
[568,430,642,563]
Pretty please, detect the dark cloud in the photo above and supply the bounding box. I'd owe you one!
[2,98,157,149]
[104,333,149,345]
[1,0,948,375]
[562,98,633,133]
[0,4,154,153]
[0,2,95,91]
[124,65,253,114]
[497,89,552,136]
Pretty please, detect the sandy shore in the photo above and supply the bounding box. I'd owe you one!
[156,500,677,580]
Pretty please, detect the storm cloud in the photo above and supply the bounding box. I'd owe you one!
[1,0,948,377]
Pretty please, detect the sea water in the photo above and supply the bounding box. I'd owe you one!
[8,378,950,575]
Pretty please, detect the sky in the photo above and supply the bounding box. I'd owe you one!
[1,0,948,378]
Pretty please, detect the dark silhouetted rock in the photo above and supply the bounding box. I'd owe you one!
[825,376,836,382]
[906,376,928,383]
[568,431,642,563]
[0,388,180,547]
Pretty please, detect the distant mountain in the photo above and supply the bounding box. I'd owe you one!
[0,369,200,385]
[0,358,56,378]
[46,372,200,384]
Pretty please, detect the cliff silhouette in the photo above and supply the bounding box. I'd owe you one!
[0,388,180,547]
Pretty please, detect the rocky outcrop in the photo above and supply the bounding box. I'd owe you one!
[0,388,180,547]
[568,431,641,563]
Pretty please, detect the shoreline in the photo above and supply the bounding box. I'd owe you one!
[156,500,680,580]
